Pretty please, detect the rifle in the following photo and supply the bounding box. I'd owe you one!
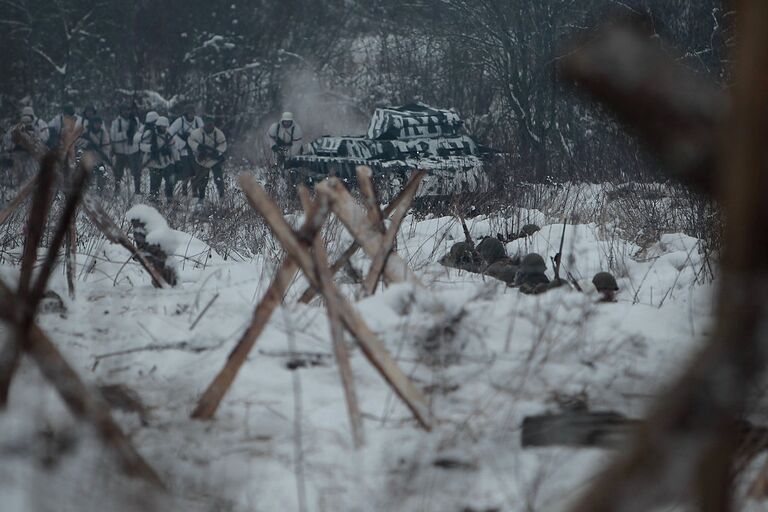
[197,143,225,163]
[552,215,568,281]
[453,200,474,249]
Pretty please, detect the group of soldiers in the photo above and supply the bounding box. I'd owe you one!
[2,104,307,205]
[441,225,620,301]
[2,104,229,205]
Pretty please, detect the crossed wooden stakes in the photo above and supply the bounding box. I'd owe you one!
[191,167,433,447]
[0,148,164,488]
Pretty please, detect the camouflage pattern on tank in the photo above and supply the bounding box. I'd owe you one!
[285,102,496,200]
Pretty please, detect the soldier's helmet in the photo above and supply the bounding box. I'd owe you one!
[145,111,159,124]
[477,237,506,264]
[155,116,170,128]
[448,242,476,264]
[519,253,547,274]
[592,271,619,292]
[520,224,541,237]
[63,104,75,116]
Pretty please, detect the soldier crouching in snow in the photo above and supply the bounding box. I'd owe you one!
[140,116,179,203]
[188,115,227,204]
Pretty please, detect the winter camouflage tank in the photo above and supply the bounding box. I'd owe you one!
[285,103,497,200]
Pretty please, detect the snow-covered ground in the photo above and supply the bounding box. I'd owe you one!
[0,199,718,511]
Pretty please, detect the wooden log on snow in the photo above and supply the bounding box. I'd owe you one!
[521,411,642,448]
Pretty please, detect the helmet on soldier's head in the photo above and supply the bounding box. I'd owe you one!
[281,111,294,122]
[448,242,475,264]
[155,116,169,128]
[21,114,33,125]
[520,253,547,274]
[63,104,75,116]
[477,237,506,264]
[145,111,159,124]
[592,272,619,292]
[520,224,541,237]
[21,106,34,117]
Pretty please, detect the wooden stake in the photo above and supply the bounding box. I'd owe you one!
[361,171,424,296]
[239,174,432,430]
[310,206,365,448]
[191,189,328,420]
[0,175,37,226]
[316,177,422,286]
[356,166,386,233]
[296,172,422,304]
[0,280,164,487]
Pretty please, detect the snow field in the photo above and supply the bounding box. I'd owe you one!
[0,203,716,511]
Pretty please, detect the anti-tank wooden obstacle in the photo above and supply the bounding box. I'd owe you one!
[191,167,432,442]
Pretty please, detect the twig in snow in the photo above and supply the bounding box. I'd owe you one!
[189,293,220,331]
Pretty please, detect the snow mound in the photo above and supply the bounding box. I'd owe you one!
[126,205,169,233]
[145,228,181,255]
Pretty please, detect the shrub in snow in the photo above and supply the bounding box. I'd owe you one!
[126,205,178,287]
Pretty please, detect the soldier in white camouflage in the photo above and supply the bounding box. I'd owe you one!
[189,115,227,203]
[140,116,179,201]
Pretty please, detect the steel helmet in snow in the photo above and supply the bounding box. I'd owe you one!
[520,224,541,237]
[477,237,506,264]
[592,271,619,292]
[281,111,294,122]
[519,253,547,274]
[21,106,34,117]
[155,116,169,128]
[145,111,159,124]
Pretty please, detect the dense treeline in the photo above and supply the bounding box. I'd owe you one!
[0,0,730,180]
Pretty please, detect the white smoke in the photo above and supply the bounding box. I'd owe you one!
[244,66,369,165]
